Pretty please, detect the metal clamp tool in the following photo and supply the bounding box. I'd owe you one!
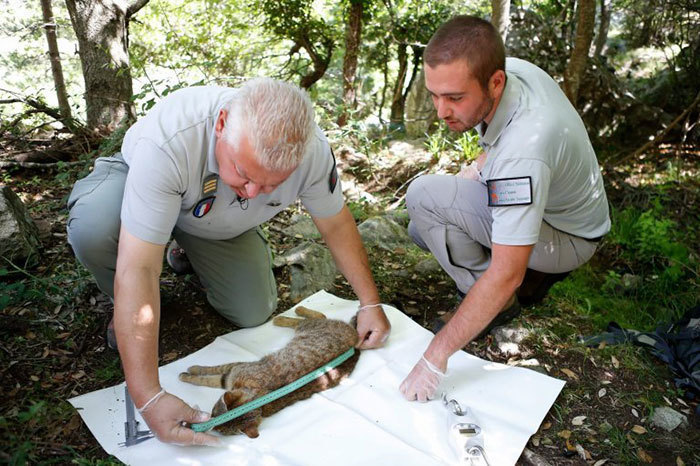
[120,385,154,447]
[442,393,490,466]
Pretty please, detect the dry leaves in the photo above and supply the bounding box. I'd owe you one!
[611,355,620,368]
[561,368,579,380]
[593,460,610,466]
[631,425,647,434]
[637,448,653,463]
[598,388,607,398]
[572,415,587,426]
[558,429,572,439]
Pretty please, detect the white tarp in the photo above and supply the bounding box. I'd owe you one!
[70,290,564,465]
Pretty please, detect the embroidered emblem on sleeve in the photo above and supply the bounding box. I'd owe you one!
[486,176,533,206]
[328,148,338,194]
[193,174,218,218]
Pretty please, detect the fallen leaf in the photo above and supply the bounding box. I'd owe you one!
[41,347,49,359]
[532,436,540,447]
[593,460,610,466]
[575,443,587,459]
[631,408,639,418]
[637,448,653,463]
[601,380,612,385]
[163,351,178,362]
[598,388,607,398]
[611,355,619,368]
[677,398,688,407]
[541,421,552,430]
[561,368,579,380]
[597,341,607,349]
[631,425,646,434]
[90,296,96,305]
[663,395,673,406]
[572,415,587,426]
[30,375,39,382]
[676,456,685,466]
[71,370,86,380]
[56,332,71,339]
[26,331,37,340]
[558,429,572,439]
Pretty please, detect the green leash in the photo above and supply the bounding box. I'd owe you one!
[190,347,356,433]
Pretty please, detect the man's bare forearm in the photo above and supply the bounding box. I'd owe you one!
[314,206,381,305]
[114,266,162,408]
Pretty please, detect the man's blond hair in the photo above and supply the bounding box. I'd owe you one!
[223,78,315,172]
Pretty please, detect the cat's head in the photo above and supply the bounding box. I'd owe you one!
[212,389,263,438]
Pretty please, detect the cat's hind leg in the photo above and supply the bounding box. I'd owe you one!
[294,306,325,319]
[178,372,226,388]
[184,362,242,375]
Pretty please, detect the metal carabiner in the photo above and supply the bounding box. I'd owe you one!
[441,393,491,466]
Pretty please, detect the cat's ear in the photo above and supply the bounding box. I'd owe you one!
[242,422,260,438]
[223,390,242,409]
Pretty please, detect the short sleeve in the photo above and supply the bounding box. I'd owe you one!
[121,138,184,244]
[489,159,551,245]
[299,131,345,218]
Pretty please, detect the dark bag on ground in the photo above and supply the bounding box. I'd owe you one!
[583,306,700,401]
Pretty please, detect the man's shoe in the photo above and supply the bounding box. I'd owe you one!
[431,296,522,339]
[167,240,193,275]
[106,317,118,351]
[517,269,571,307]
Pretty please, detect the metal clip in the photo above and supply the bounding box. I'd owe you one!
[442,393,490,466]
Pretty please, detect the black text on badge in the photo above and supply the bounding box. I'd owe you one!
[486,176,532,206]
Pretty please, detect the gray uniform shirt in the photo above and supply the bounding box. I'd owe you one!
[477,58,610,245]
[120,86,343,244]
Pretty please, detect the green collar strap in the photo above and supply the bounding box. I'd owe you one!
[190,347,356,433]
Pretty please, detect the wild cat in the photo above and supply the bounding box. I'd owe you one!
[178,306,361,438]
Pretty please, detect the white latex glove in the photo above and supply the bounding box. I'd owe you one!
[139,390,221,446]
[457,161,480,180]
[399,355,446,402]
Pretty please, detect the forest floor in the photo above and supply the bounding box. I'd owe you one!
[0,133,698,465]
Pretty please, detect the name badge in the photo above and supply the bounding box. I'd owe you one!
[486,176,532,206]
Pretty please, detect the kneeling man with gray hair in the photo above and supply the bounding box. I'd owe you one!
[67,78,391,446]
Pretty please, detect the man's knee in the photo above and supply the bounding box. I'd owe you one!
[208,292,277,328]
[67,214,119,268]
[406,174,438,212]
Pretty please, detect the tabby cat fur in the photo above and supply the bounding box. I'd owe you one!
[178,306,360,438]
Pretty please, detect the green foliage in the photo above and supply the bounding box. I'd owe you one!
[424,125,448,162]
[453,130,481,163]
[608,202,693,282]
[549,198,698,331]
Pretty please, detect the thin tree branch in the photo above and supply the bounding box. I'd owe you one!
[611,91,700,166]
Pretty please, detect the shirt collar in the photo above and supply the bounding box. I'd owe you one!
[477,71,521,147]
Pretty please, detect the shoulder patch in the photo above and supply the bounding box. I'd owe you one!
[486,176,532,207]
[328,148,338,194]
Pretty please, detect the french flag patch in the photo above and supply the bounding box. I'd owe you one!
[193,196,215,218]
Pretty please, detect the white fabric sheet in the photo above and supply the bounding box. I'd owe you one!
[69,290,564,465]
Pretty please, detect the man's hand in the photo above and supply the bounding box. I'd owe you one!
[140,391,221,446]
[399,355,446,402]
[356,305,391,349]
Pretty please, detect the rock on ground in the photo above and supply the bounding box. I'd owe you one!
[274,241,336,302]
[358,215,414,252]
[651,406,688,432]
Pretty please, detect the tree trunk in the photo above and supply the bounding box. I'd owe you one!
[564,0,596,105]
[490,0,511,43]
[337,0,364,127]
[594,0,610,58]
[389,42,408,126]
[40,0,72,123]
[64,0,148,131]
